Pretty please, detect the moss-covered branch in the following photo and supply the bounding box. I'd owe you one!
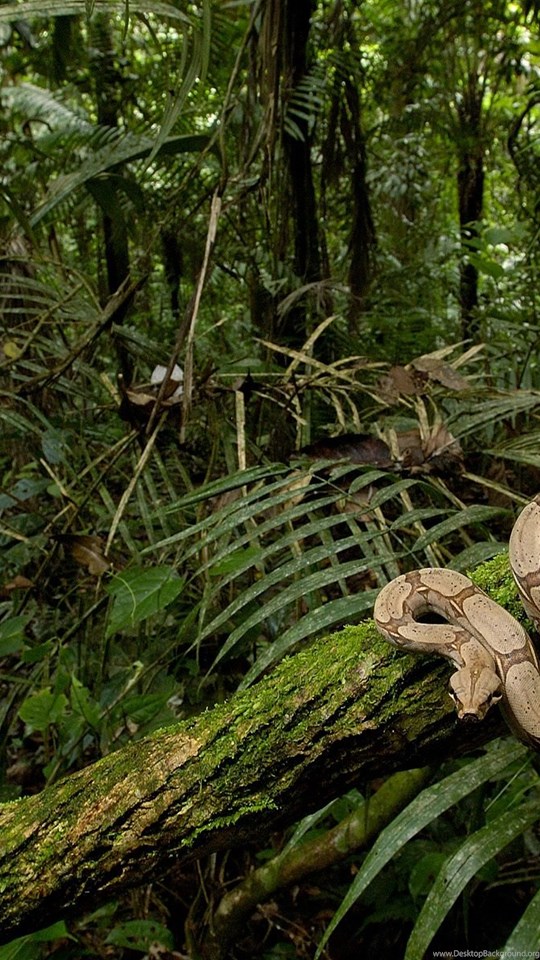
[0,559,517,943]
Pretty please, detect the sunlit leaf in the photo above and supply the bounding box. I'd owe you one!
[19,689,69,730]
[106,566,184,637]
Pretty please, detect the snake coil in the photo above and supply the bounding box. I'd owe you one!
[373,495,540,749]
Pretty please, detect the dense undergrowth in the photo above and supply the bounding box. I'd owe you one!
[2,0,540,957]
[4,313,540,959]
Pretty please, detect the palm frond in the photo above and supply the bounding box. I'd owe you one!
[315,741,528,958]
[0,2,191,24]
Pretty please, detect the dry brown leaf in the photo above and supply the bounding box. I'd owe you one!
[376,365,425,401]
[300,433,394,468]
[396,428,425,469]
[2,575,33,592]
[422,422,464,474]
[410,355,469,391]
[393,422,464,476]
[60,535,111,576]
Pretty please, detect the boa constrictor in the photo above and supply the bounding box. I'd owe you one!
[373,495,540,749]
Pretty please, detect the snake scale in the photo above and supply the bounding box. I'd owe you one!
[373,495,540,749]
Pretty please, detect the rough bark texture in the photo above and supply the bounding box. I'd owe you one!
[0,613,509,944]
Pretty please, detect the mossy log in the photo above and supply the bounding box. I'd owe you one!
[0,560,518,943]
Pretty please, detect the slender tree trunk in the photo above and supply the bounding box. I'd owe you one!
[257,0,326,349]
[89,14,132,380]
[343,78,376,324]
[456,74,485,341]
[282,0,320,289]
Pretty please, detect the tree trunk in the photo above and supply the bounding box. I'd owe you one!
[89,14,132,380]
[343,78,376,324]
[0,609,510,944]
[257,0,326,349]
[457,73,485,341]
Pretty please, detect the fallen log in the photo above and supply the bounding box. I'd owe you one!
[0,614,506,943]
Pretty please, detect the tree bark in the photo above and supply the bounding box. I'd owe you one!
[0,612,511,943]
[257,0,326,350]
[89,14,132,381]
[456,72,485,341]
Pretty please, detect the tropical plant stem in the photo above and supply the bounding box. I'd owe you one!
[201,765,431,960]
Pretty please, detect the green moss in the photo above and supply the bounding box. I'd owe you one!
[183,799,279,848]
[469,552,528,623]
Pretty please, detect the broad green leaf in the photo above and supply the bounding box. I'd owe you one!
[0,923,72,960]
[10,477,50,501]
[0,616,28,656]
[408,852,448,899]
[0,938,40,960]
[105,919,174,951]
[121,693,172,726]
[22,641,55,664]
[484,225,524,245]
[209,545,262,575]
[41,428,70,465]
[315,740,526,957]
[106,566,184,638]
[405,800,540,960]
[18,689,69,731]
[468,253,505,279]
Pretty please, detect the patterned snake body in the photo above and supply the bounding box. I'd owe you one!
[373,496,540,748]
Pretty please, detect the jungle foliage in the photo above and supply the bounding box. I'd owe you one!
[1,0,540,957]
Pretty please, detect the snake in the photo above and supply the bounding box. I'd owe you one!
[373,495,540,749]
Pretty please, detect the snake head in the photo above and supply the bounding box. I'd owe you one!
[448,666,502,721]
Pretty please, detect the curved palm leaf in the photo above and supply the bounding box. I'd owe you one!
[315,741,528,958]
[405,800,540,960]
[0,2,191,24]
